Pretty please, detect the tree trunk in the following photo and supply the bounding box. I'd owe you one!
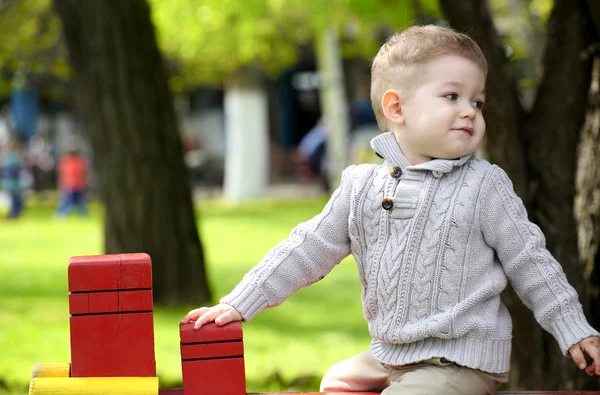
[524,2,595,389]
[441,0,598,390]
[53,0,211,304]
[575,55,600,332]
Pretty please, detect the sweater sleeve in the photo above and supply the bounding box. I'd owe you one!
[220,166,355,321]
[479,165,600,355]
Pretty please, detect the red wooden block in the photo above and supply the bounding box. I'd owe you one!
[120,253,152,289]
[181,341,244,360]
[70,312,156,377]
[180,322,243,344]
[69,293,89,315]
[88,292,119,313]
[68,255,121,292]
[182,357,245,395]
[69,254,153,293]
[69,290,152,315]
[119,289,153,312]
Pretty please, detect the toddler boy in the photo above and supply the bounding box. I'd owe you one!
[182,25,600,394]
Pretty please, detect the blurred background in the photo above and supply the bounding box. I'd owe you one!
[1,0,599,393]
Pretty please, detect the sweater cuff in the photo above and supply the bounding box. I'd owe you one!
[551,309,600,356]
[220,286,270,322]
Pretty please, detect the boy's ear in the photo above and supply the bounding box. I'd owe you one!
[381,89,405,125]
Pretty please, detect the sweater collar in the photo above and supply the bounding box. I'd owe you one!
[370,132,471,174]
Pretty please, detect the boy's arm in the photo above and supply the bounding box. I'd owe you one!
[217,166,356,322]
[479,165,600,355]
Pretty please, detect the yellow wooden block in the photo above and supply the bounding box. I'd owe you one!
[29,377,158,395]
[31,363,71,378]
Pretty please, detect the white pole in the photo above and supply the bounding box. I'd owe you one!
[223,70,269,202]
[317,28,349,191]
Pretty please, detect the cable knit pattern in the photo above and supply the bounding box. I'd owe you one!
[437,161,478,313]
[376,217,409,335]
[221,132,599,374]
[361,166,390,321]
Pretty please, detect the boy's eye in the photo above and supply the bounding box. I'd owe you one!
[472,100,485,110]
[444,93,458,101]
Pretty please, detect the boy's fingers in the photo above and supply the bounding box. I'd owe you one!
[215,312,233,326]
[215,309,241,326]
[183,304,241,330]
[569,345,587,370]
[194,308,221,330]
[181,307,210,324]
[585,362,596,376]
[587,346,600,375]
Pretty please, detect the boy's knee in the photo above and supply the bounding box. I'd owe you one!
[320,352,390,392]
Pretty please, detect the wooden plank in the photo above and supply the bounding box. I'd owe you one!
[180,322,242,344]
[31,363,70,378]
[182,358,245,395]
[181,340,243,360]
[68,255,121,292]
[68,293,89,315]
[159,389,183,395]
[68,254,152,292]
[70,290,152,315]
[88,292,119,313]
[119,289,153,312]
[70,312,156,377]
[120,253,152,289]
[29,377,158,394]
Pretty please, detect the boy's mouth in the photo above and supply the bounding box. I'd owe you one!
[454,127,474,136]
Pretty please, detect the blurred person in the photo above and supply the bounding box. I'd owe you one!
[182,25,600,395]
[1,133,26,219]
[294,117,329,192]
[55,142,88,217]
[28,129,55,199]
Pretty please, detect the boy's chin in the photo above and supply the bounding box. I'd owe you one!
[433,150,475,160]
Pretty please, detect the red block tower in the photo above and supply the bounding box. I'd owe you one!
[68,253,156,377]
[180,321,246,395]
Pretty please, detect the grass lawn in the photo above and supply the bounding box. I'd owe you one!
[0,197,371,394]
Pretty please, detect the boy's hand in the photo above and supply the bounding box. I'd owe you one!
[568,336,600,376]
[181,303,243,330]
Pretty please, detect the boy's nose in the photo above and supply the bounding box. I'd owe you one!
[459,104,476,119]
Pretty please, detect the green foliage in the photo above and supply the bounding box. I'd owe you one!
[0,198,370,394]
[0,0,66,96]
[0,0,441,92]
[149,0,430,89]
[528,0,552,21]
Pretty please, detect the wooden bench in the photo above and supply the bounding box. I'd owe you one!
[28,253,600,395]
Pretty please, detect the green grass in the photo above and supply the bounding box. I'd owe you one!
[0,198,371,394]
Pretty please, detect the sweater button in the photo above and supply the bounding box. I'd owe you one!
[381,198,394,210]
[390,167,402,179]
[432,171,443,178]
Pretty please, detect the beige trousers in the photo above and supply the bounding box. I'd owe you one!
[320,350,508,395]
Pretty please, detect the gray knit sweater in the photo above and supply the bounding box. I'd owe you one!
[221,132,599,373]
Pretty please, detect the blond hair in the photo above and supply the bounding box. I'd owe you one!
[371,25,488,131]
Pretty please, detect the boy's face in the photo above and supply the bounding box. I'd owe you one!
[387,54,486,164]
